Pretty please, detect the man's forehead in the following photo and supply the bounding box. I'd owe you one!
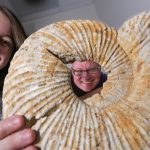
[72,60,99,68]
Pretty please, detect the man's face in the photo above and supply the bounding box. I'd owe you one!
[72,60,101,92]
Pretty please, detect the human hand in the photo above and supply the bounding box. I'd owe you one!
[0,115,38,150]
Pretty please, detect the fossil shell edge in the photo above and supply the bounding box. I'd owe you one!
[2,18,150,149]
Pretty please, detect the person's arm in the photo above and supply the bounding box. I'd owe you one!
[0,115,38,150]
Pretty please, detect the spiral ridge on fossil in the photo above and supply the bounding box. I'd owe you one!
[2,12,150,150]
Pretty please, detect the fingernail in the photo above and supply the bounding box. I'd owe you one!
[22,129,35,142]
[22,130,32,141]
[12,116,21,125]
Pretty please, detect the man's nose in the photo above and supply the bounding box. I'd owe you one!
[82,71,90,78]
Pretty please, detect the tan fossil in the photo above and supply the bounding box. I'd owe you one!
[2,11,150,149]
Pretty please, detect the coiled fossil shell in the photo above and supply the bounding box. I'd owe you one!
[2,11,150,149]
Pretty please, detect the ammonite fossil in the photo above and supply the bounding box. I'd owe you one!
[2,11,150,149]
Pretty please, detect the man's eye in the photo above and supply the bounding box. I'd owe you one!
[89,68,96,72]
[73,70,82,75]
[76,70,82,73]
[88,68,99,73]
[74,70,82,74]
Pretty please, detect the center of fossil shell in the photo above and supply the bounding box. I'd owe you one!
[66,56,133,109]
[68,60,108,105]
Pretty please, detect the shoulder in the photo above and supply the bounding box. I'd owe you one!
[101,72,107,82]
[97,72,107,88]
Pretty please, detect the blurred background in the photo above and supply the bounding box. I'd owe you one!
[0,0,149,35]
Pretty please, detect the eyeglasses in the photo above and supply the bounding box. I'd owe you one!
[72,67,101,76]
[0,36,13,49]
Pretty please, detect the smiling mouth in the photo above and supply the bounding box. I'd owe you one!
[82,81,93,84]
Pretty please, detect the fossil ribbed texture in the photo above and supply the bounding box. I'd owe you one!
[2,11,150,149]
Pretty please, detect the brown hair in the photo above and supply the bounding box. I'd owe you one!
[0,6,27,90]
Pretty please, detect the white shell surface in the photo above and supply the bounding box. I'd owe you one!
[2,17,150,149]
